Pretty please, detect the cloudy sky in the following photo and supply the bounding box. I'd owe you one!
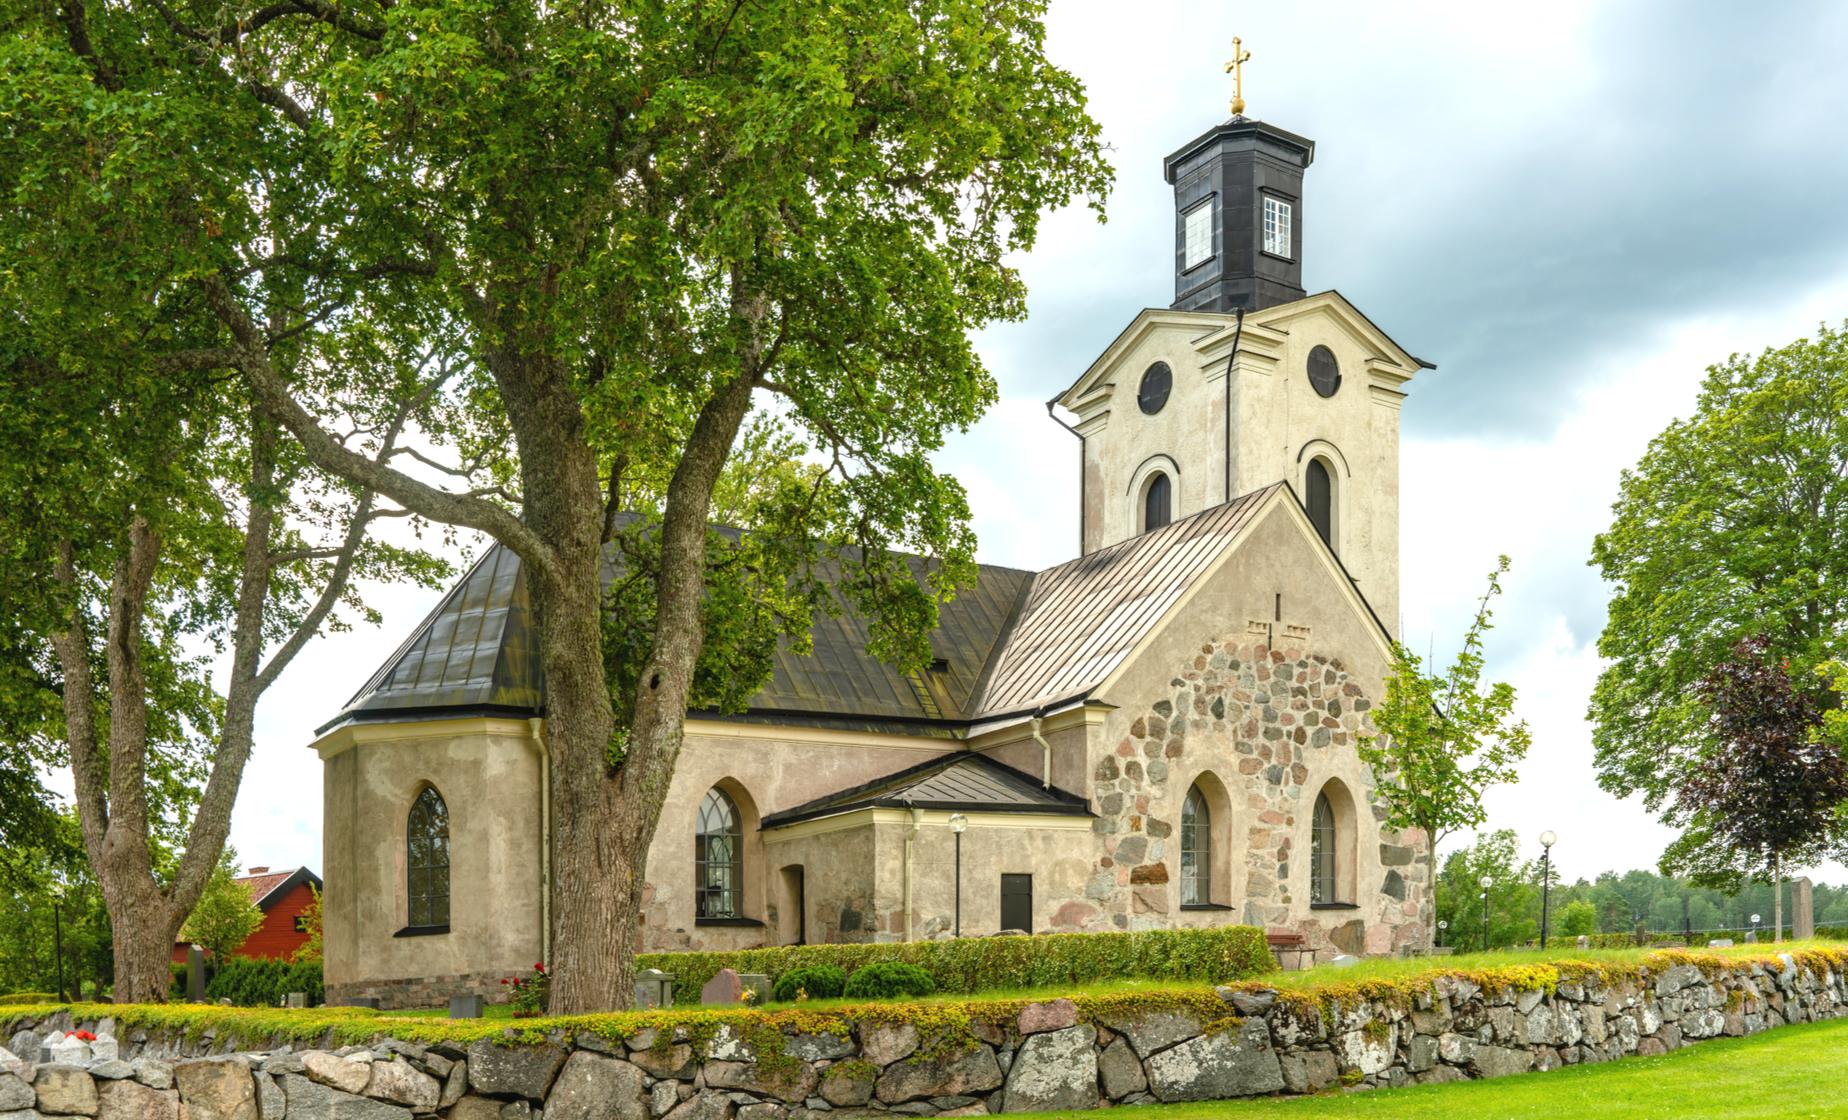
[228,1,1848,889]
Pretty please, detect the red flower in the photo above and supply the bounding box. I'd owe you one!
[500,978,509,985]
[534,963,545,972]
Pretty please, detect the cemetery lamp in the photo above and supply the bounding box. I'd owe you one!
[1538,830,1557,950]
[1751,912,1761,941]
[1479,874,1493,949]
[1437,918,1448,949]
[948,813,969,938]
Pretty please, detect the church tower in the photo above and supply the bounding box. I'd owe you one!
[1050,53,1428,630]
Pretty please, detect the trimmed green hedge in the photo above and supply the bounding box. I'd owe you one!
[638,926,1276,1005]
[205,957,325,1008]
[0,992,56,1006]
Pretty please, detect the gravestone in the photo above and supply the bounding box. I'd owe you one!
[186,947,207,1002]
[89,1034,118,1063]
[285,993,308,1009]
[1575,935,1589,949]
[1793,877,1815,941]
[700,968,744,1006]
[635,969,674,1009]
[738,973,771,1006]
[1708,939,1734,948]
[449,995,484,1019]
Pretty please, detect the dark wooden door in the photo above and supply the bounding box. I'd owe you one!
[1000,874,1033,934]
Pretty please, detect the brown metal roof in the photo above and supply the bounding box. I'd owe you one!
[974,484,1279,717]
[759,752,1093,828]
[321,488,1283,735]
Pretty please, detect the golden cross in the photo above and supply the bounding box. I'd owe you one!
[1225,36,1252,117]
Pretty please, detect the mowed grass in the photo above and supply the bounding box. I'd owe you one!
[1017,1014,1848,1120]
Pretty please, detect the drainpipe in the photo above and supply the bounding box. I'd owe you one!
[902,806,924,941]
[528,717,551,965]
[1225,307,1245,504]
[1032,714,1053,790]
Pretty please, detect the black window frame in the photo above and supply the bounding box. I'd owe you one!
[1310,791,1337,905]
[696,787,744,920]
[406,785,451,929]
[1305,459,1332,546]
[1144,472,1173,533]
[1180,784,1212,907]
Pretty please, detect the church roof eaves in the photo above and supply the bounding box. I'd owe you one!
[759,752,1092,829]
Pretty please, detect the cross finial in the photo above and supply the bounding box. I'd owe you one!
[1225,36,1252,117]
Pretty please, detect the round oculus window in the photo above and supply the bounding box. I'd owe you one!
[1138,362,1172,415]
[1307,345,1341,398]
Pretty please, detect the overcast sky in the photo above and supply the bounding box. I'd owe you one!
[226,1,1848,890]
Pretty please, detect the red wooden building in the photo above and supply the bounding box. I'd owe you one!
[172,866,322,963]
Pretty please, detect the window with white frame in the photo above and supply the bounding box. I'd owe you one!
[1262,196,1292,258]
[1182,200,1213,269]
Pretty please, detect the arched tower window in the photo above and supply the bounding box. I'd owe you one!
[696,787,743,919]
[407,786,450,928]
[1310,790,1336,904]
[1144,472,1172,533]
[1180,784,1211,906]
[1305,458,1333,547]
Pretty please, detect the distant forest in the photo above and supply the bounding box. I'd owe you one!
[1432,830,1846,951]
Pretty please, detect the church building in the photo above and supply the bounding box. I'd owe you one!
[313,101,1436,1008]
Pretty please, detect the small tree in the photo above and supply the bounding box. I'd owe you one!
[1359,556,1532,945]
[181,853,263,965]
[291,885,323,965]
[1557,899,1599,939]
[1662,636,1848,941]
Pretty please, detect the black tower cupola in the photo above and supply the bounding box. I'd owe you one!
[1163,118,1315,313]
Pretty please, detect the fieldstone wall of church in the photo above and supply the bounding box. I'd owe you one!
[1076,633,1428,956]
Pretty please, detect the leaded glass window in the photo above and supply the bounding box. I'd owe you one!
[1181,785,1211,906]
[1183,200,1213,269]
[407,786,450,927]
[1306,458,1332,546]
[696,787,743,919]
[1311,791,1336,905]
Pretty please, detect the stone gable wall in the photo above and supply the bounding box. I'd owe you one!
[6,953,1842,1117]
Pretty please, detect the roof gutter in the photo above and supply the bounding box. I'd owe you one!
[1046,400,1085,554]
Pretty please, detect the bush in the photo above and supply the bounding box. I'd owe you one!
[205,957,325,1008]
[842,962,935,1000]
[0,992,57,1006]
[639,925,1275,1006]
[771,965,846,1003]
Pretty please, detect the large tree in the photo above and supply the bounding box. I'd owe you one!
[1591,325,1848,818]
[17,0,1110,1011]
[1358,556,1531,945]
[1,8,452,999]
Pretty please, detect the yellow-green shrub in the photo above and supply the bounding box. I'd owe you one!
[638,926,1275,1005]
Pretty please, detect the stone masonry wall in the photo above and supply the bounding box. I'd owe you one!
[1085,637,1429,954]
[326,970,512,1012]
[4,952,1842,1118]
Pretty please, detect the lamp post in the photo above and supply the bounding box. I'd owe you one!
[1437,919,1448,949]
[1479,874,1493,950]
[1538,830,1557,950]
[1750,913,1761,943]
[50,885,66,1003]
[948,814,969,937]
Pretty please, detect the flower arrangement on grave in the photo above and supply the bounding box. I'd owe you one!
[70,1030,96,1042]
[500,962,549,1017]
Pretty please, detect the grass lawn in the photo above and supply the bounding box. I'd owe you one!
[1017,1014,1848,1120]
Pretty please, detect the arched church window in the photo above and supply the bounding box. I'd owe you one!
[1305,458,1332,546]
[407,786,450,928]
[1310,790,1337,905]
[696,787,744,919]
[1180,784,1211,906]
[1144,472,1172,533]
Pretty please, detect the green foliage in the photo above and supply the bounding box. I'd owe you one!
[1434,830,1540,951]
[502,963,550,1016]
[842,962,936,1000]
[291,886,324,965]
[0,992,55,1005]
[1358,557,1530,903]
[771,966,846,1003]
[204,958,324,1009]
[1591,324,1848,827]
[181,852,263,964]
[1556,900,1600,939]
[639,926,1276,1006]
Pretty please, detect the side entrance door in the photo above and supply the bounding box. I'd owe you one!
[1000,873,1033,934]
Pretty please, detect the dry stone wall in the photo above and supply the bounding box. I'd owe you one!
[3,953,1843,1118]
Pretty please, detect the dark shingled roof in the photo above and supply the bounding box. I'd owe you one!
[319,485,1290,735]
[758,753,1093,828]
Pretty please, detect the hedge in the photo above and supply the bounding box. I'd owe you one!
[637,925,1276,1005]
[205,957,325,1008]
[0,992,56,1006]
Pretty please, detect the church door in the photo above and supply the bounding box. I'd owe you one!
[1000,874,1033,934]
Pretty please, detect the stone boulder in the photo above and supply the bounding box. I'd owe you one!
[174,1057,258,1120]
[874,1044,1003,1104]
[466,1040,568,1100]
[1470,1044,1534,1079]
[1100,1009,1202,1057]
[627,1043,694,1079]
[34,1064,100,1116]
[999,1025,1096,1112]
[703,1059,818,1103]
[544,1052,647,1120]
[277,1072,411,1120]
[1144,1019,1284,1102]
[1017,1000,1079,1036]
[444,1096,503,1120]
[1097,1038,1146,1100]
[364,1060,439,1111]
[302,1052,373,1095]
[0,1072,35,1111]
[819,1061,877,1107]
[857,1023,919,1066]
[96,1078,179,1120]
